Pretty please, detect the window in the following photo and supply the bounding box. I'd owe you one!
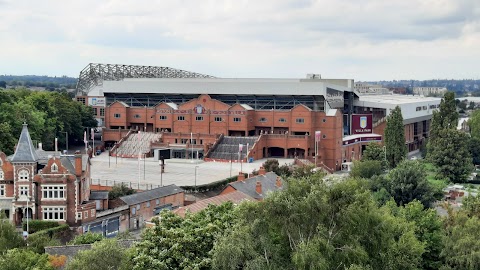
[93,108,98,116]
[422,106,427,110]
[156,199,160,205]
[214,117,223,122]
[77,212,82,220]
[296,118,305,124]
[259,117,267,122]
[233,117,241,122]
[146,201,150,208]
[136,205,140,210]
[0,185,5,197]
[322,134,327,139]
[42,186,66,199]
[84,211,88,219]
[51,164,58,173]
[100,108,105,116]
[43,207,65,221]
[177,116,185,121]
[322,119,327,123]
[196,116,204,121]
[279,118,286,123]
[114,113,121,118]
[134,114,141,119]
[19,169,29,181]
[159,115,167,120]
[91,209,95,217]
[416,107,421,111]
[131,207,136,215]
[77,97,86,105]
[19,186,28,196]
[0,170,3,180]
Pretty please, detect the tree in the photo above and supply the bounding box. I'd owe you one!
[0,81,6,88]
[212,177,425,270]
[428,91,458,144]
[65,239,129,270]
[68,232,103,245]
[0,219,25,254]
[468,109,480,139]
[384,106,407,168]
[428,129,473,182]
[108,183,136,200]
[262,159,279,173]
[130,203,237,269]
[350,160,384,179]
[468,137,480,165]
[362,142,385,162]
[0,249,53,270]
[468,101,476,110]
[386,160,441,207]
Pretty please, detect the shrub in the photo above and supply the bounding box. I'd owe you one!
[22,220,59,234]
[68,232,103,245]
[109,183,136,200]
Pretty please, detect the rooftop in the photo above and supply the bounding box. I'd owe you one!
[10,123,39,163]
[120,184,183,205]
[228,172,283,200]
[358,94,441,105]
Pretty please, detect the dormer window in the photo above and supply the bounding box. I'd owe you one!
[51,164,58,173]
[19,169,29,181]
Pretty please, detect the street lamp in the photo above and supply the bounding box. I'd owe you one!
[194,166,199,201]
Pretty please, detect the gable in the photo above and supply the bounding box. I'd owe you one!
[291,104,312,113]
[228,104,247,111]
[178,95,230,111]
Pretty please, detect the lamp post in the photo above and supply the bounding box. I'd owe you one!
[64,132,68,153]
[194,166,199,201]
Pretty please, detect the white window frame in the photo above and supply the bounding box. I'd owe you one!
[296,118,305,124]
[43,206,66,221]
[19,169,29,181]
[41,185,66,200]
[279,118,287,123]
[51,164,58,173]
[91,209,95,217]
[214,117,223,122]
[134,114,141,119]
[84,211,88,219]
[259,117,267,122]
[131,207,136,215]
[177,116,185,121]
[0,170,4,180]
[146,201,150,208]
[114,113,121,118]
[195,116,204,121]
[77,212,82,220]
[0,185,5,197]
[19,185,29,196]
[233,117,241,122]
[159,115,167,120]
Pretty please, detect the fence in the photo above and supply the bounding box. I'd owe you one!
[91,179,162,191]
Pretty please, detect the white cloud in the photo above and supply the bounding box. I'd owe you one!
[0,0,479,80]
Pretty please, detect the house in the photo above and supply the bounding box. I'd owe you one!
[173,190,254,218]
[0,123,93,229]
[220,168,284,200]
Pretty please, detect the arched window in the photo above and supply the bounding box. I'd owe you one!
[19,169,29,181]
[51,163,58,173]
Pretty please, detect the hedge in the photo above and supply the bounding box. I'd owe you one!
[22,220,59,234]
[31,224,70,238]
[180,173,247,193]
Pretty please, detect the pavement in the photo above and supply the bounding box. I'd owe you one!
[90,153,295,187]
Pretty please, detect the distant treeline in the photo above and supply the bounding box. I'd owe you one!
[0,75,77,89]
[365,79,480,94]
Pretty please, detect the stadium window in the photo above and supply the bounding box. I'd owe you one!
[196,116,204,121]
[77,97,86,105]
[279,118,287,123]
[159,115,167,120]
[214,117,223,122]
[0,185,4,197]
[422,106,427,110]
[93,108,98,116]
[416,107,421,111]
[114,113,121,118]
[134,114,141,119]
[177,116,185,121]
[296,118,305,124]
[323,134,326,139]
[259,117,267,122]
[322,119,327,123]
[233,117,241,122]
[100,108,105,116]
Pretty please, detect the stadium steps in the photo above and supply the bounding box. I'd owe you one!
[115,132,162,157]
[207,136,258,161]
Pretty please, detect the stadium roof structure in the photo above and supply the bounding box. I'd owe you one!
[75,63,215,95]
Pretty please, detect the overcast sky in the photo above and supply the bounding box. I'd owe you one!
[0,0,479,81]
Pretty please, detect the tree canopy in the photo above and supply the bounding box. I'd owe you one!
[65,239,129,270]
[384,106,407,168]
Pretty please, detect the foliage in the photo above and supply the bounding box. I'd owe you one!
[0,219,25,254]
[68,232,103,245]
[48,255,67,269]
[384,106,407,168]
[428,128,473,182]
[468,136,480,165]
[0,248,53,270]
[32,224,70,239]
[462,194,480,218]
[212,177,425,270]
[385,160,442,207]
[26,233,61,254]
[362,142,385,162]
[23,220,59,234]
[130,202,237,270]
[65,239,129,270]
[350,160,384,179]
[109,183,136,200]
[0,89,97,155]
[468,108,480,139]
[263,159,279,173]
[180,174,246,193]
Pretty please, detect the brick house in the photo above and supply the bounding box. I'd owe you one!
[220,168,284,200]
[0,124,94,229]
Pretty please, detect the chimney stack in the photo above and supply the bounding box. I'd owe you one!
[276,176,282,188]
[258,166,266,176]
[256,181,262,194]
[75,150,82,177]
[237,172,245,182]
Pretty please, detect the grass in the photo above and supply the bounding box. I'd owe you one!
[422,161,449,189]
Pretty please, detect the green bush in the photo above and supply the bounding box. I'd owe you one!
[32,224,70,239]
[180,174,246,193]
[22,220,59,234]
[68,232,103,245]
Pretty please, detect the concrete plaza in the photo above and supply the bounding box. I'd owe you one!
[90,153,294,188]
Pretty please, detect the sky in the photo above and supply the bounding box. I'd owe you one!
[0,0,479,81]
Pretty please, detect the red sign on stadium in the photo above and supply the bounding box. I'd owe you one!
[351,114,373,134]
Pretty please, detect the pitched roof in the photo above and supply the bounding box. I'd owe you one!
[10,123,39,162]
[120,184,183,205]
[35,150,61,165]
[60,157,75,174]
[90,191,109,200]
[173,191,254,217]
[228,172,283,200]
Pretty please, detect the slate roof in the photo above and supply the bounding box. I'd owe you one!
[36,150,61,165]
[120,184,183,205]
[173,190,253,217]
[228,172,283,200]
[10,124,39,162]
[90,191,109,200]
[60,157,75,174]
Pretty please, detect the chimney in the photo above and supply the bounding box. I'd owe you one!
[258,166,266,176]
[276,176,282,188]
[237,172,245,182]
[256,181,262,194]
[75,151,82,177]
[38,143,43,150]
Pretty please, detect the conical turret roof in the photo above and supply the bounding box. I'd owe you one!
[10,123,39,163]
